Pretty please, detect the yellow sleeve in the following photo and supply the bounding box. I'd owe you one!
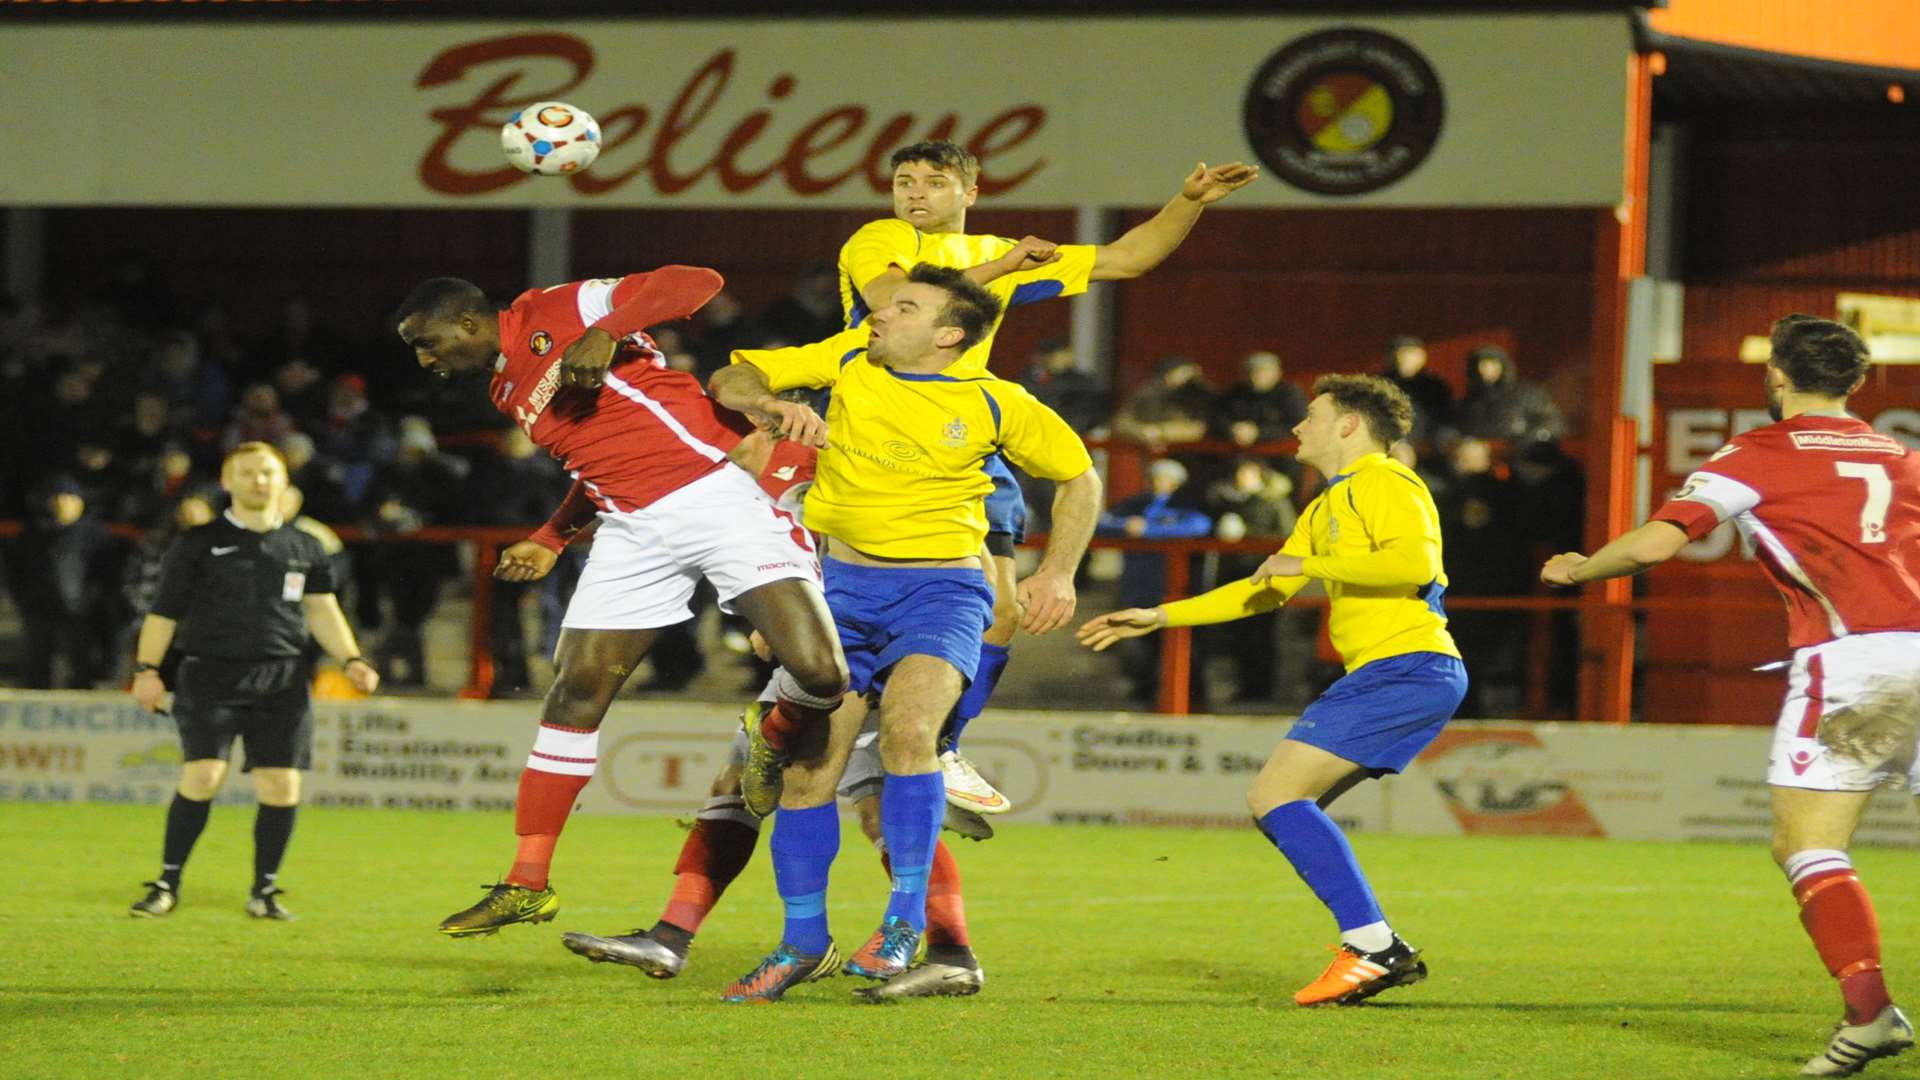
[991,244,1096,308]
[838,219,920,312]
[1298,470,1443,587]
[732,327,869,392]
[988,381,1093,482]
[1160,513,1313,626]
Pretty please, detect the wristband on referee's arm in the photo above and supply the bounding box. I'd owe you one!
[133,662,162,675]
[342,656,371,671]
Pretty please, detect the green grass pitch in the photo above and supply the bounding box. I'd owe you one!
[7,803,1920,1079]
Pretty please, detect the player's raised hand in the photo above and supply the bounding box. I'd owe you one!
[1016,569,1077,635]
[1004,235,1061,272]
[495,540,560,582]
[560,327,618,390]
[1540,552,1589,587]
[1182,161,1260,204]
[762,399,829,448]
[1249,551,1304,585]
[1076,607,1167,652]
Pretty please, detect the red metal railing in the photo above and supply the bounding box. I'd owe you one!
[2,519,1779,713]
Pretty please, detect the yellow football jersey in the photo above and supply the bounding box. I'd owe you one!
[837,218,1096,376]
[1162,452,1459,671]
[733,327,1093,559]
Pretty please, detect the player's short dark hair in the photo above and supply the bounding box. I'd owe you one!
[889,140,980,188]
[1770,314,1870,397]
[906,264,1003,353]
[392,277,491,328]
[1312,373,1415,446]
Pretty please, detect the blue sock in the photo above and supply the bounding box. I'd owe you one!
[770,804,839,955]
[1256,799,1385,933]
[942,642,1010,751]
[879,771,945,930]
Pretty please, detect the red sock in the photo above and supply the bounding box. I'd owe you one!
[879,841,969,947]
[1790,853,1891,1024]
[659,797,761,934]
[761,697,837,753]
[925,840,970,948]
[505,723,598,890]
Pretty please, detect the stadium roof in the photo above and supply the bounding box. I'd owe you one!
[1638,1,1920,108]
[1643,34,1920,108]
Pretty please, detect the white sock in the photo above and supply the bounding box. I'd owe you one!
[526,723,599,776]
[1783,848,1852,887]
[773,667,841,711]
[1341,920,1395,954]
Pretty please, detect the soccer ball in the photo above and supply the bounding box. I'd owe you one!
[501,102,601,176]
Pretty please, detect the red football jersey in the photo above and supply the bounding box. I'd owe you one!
[1651,414,1920,648]
[491,274,749,513]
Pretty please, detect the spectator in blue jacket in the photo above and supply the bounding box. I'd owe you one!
[1097,458,1213,706]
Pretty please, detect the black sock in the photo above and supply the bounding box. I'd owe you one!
[649,921,693,956]
[160,793,213,891]
[252,804,298,893]
[927,943,977,967]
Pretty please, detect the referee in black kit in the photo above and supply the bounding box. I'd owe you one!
[128,442,380,920]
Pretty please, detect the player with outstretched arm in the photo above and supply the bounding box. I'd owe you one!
[831,140,1256,818]
[1079,374,1465,1006]
[1542,315,1917,1077]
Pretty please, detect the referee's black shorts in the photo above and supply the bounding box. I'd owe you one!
[172,656,314,771]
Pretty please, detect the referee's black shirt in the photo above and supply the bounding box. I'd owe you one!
[149,511,337,660]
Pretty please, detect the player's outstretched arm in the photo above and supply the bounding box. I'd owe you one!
[1090,162,1259,281]
[709,363,829,447]
[1076,607,1168,652]
[1541,521,1690,586]
[855,236,1065,315]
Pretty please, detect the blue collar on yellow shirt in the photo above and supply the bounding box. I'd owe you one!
[1325,451,1389,488]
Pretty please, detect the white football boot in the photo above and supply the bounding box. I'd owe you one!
[1802,1005,1914,1076]
[940,749,1011,815]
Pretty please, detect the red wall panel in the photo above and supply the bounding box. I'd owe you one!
[1106,208,1602,431]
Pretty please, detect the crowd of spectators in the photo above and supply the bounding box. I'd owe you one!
[0,271,1583,716]
[0,270,813,695]
[1071,334,1581,715]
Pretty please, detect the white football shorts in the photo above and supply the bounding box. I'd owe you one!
[562,466,819,631]
[1768,630,1920,793]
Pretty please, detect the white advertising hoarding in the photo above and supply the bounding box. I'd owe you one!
[0,16,1630,208]
[4,692,1914,848]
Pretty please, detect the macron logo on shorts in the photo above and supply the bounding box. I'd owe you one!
[757,560,800,572]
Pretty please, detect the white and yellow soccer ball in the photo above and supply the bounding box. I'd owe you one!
[501,101,601,176]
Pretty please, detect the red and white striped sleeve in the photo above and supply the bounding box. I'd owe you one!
[575,266,724,338]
